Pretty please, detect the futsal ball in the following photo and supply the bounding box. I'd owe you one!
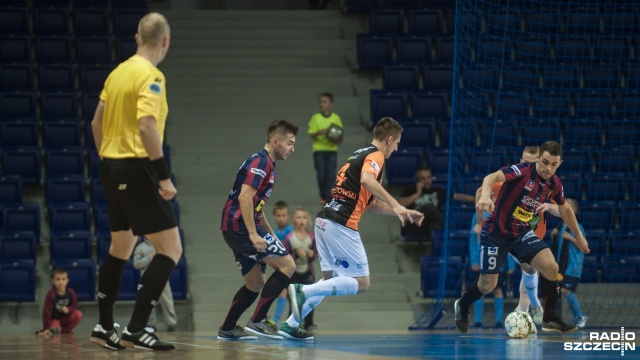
[504,310,535,338]
[326,124,344,144]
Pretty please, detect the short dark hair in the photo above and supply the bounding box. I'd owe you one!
[273,200,289,213]
[319,92,334,102]
[372,117,403,141]
[267,119,298,143]
[416,165,432,174]
[539,141,562,157]
[51,267,67,279]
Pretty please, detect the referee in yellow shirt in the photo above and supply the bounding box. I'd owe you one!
[89,12,180,351]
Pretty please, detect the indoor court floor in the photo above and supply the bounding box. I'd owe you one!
[2,329,637,359]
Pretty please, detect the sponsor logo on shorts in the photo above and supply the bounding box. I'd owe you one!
[250,167,266,178]
[524,179,535,191]
[236,261,242,270]
[356,262,367,269]
[315,218,327,231]
[513,206,534,222]
[334,258,350,268]
[118,184,127,190]
[488,247,498,255]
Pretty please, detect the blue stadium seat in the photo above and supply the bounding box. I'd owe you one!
[385,149,424,186]
[90,178,106,206]
[399,122,436,151]
[79,65,113,92]
[82,92,100,121]
[526,9,560,34]
[412,92,448,119]
[555,37,592,63]
[73,8,110,35]
[513,36,552,64]
[34,8,70,35]
[343,0,380,12]
[0,231,36,260]
[423,65,454,91]
[46,175,86,206]
[32,0,69,7]
[36,36,74,64]
[115,37,137,63]
[463,66,498,92]
[1,147,41,185]
[72,0,109,8]
[0,64,34,91]
[370,90,408,124]
[583,229,608,257]
[113,9,146,37]
[117,260,139,300]
[396,36,433,64]
[447,229,472,255]
[383,65,420,90]
[43,121,82,147]
[582,67,619,89]
[50,230,93,261]
[0,259,36,301]
[596,150,636,173]
[594,37,632,61]
[170,257,188,300]
[0,92,37,120]
[0,35,31,63]
[562,119,604,149]
[38,64,76,91]
[409,9,444,35]
[532,93,569,118]
[52,259,96,301]
[521,118,560,145]
[1,120,39,147]
[479,118,520,148]
[438,119,453,149]
[602,257,640,283]
[501,66,539,92]
[76,36,113,64]
[427,150,450,176]
[435,36,455,64]
[88,148,101,177]
[485,10,520,36]
[585,175,625,203]
[41,92,79,120]
[96,233,110,263]
[369,9,404,35]
[603,7,639,36]
[1,203,40,240]
[573,91,614,119]
[357,34,393,69]
[467,152,506,175]
[45,147,85,176]
[0,175,22,203]
[619,206,640,232]
[579,202,616,232]
[493,94,530,118]
[420,255,463,297]
[112,0,147,9]
[49,202,91,231]
[581,256,599,283]
[541,66,579,89]
[476,38,512,62]
[609,230,640,258]
[0,7,29,35]
[565,12,601,35]
[94,204,110,235]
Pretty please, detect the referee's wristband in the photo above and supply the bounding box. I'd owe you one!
[151,157,171,180]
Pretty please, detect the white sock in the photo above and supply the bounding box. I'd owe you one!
[302,276,358,298]
[285,295,324,327]
[518,278,530,312]
[522,271,541,307]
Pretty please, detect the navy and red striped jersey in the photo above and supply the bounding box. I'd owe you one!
[221,149,276,234]
[484,162,565,239]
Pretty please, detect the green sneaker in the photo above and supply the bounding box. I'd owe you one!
[278,322,314,340]
[288,284,306,323]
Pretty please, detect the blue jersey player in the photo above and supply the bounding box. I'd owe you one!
[217,119,301,341]
[454,141,589,334]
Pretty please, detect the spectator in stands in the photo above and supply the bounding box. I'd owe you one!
[271,200,294,325]
[454,141,589,334]
[89,12,180,351]
[133,236,178,332]
[469,183,516,329]
[282,207,319,332]
[37,268,83,336]
[550,198,588,328]
[398,166,474,241]
[308,92,343,205]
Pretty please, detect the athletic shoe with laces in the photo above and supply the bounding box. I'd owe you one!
[245,317,283,340]
[454,299,469,333]
[278,322,314,340]
[90,323,126,350]
[542,317,578,333]
[575,315,588,329]
[529,305,543,326]
[288,283,306,323]
[120,326,175,350]
[217,325,258,340]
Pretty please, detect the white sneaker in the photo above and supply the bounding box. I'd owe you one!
[575,315,588,328]
[529,305,543,326]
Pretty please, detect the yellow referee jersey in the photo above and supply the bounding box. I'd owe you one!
[99,55,168,158]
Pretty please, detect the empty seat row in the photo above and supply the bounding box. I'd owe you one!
[357,34,455,69]
[0,91,102,121]
[1,0,147,10]
[0,63,114,92]
[368,9,454,36]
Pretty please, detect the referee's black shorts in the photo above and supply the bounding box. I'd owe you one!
[100,158,177,236]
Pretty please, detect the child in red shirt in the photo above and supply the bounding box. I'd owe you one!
[36,268,83,335]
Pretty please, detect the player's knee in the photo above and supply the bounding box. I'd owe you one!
[356,277,370,294]
[478,279,497,294]
[493,288,503,297]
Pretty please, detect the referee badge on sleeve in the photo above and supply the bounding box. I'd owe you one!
[149,83,162,94]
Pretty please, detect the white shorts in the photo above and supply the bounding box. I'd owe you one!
[314,217,370,277]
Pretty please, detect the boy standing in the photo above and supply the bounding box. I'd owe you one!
[308,92,343,205]
[37,268,83,335]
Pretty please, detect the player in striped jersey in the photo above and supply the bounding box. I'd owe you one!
[456,141,589,334]
[281,117,424,338]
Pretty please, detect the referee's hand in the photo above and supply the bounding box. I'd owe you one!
[159,178,177,200]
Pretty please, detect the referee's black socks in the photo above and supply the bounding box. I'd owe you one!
[97,254,127,330]
[127,254,176,333]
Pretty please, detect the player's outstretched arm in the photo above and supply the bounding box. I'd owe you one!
[477,170,505,213]
[536,203,560,217]
[557,203,590,254]
[90,101,105,153]
[361,172,416,224]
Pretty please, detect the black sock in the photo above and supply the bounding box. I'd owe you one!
[97,254,127,330]
[221,286,259,331]
[539,276,559,322]
[459,282,484,311]
[127,254,176,333]
[251,270,290,323]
